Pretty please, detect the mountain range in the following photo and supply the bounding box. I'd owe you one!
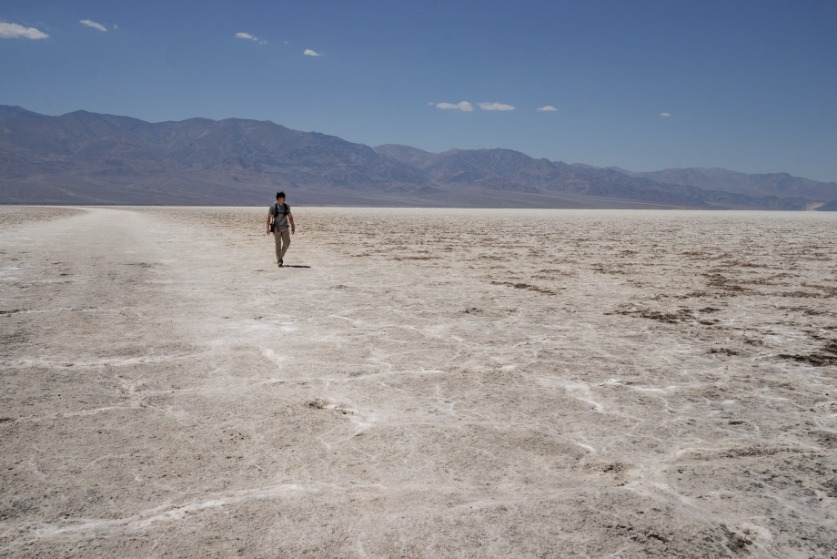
[1,105,835,210]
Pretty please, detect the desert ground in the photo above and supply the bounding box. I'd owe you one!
[1,205,835,558]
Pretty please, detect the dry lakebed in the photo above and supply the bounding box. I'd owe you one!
[1,206,835,558]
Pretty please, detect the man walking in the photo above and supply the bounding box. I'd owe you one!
[265,191,296,267]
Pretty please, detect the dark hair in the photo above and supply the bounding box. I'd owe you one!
[276,191,286,200]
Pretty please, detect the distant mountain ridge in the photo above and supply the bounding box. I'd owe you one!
[0,105,433,206]
[1,105,835,209]
[627,167,837,202]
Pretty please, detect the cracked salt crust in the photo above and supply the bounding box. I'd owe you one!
[0,206,835,558]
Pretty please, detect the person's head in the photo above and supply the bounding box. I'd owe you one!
[276,191,286,202]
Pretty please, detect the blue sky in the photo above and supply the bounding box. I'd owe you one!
[2,0,836,181]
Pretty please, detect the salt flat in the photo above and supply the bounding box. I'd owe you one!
[1,206,835,558]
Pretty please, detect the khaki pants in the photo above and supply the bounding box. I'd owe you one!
[273,227,291,262]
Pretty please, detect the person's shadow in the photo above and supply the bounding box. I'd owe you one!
[282,265,311,269]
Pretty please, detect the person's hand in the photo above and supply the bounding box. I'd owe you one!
[266,228,271,235]
[291,227,296,235]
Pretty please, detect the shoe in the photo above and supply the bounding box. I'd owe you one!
[278,259,283,267]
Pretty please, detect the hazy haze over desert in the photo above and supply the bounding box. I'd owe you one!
[1,206,835,557]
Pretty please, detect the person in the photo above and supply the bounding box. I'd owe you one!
[265,191,296,267]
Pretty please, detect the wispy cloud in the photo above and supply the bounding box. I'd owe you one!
[303,48,322,57]
[0,21,49,40]
[537,105,558,112]
[478,102,515,111]
[433,101,474,112]
[660,112,672,118]
[80,19,108,32]
[236,32,267,44]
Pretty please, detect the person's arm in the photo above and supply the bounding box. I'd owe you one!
[265,209,273,234]
[288,211,296,234]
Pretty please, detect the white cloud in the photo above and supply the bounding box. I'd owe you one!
[434,101,474,112]
[660,112,672,118]
[80,19,108,32]
[479,102,515,111]
[236,32,267,45]
[303,48,322,57]
[537,105,558,112]
[0,21,49,40]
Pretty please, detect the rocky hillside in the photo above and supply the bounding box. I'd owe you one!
[2,106,835,209]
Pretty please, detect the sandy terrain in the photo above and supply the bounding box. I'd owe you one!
[1,205,835,558]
